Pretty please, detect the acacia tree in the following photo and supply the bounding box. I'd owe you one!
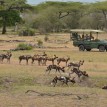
[32,5,65,33]
[91,1,107,29]
[0,0,31,34]
[23,1,107,33]
[32,2,85,33]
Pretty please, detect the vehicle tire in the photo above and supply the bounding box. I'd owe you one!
[99,45,105,52]
[86,49,91,51]
[79,45,85,51]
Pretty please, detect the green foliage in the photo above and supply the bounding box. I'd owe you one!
[92,1,107,11]
[37,39,43,47]
[30,1,107,31]
[0,0,31,34]
[0,10,22,26]
[0,1,107,33]
[18,28,35,36]
[79,16,92,29]
[32,6,65,33]
[90,1,107,29]
[17,43,33,50]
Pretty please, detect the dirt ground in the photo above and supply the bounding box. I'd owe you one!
[0,33,107,107]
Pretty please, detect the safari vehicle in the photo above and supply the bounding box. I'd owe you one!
[70,29,107,52]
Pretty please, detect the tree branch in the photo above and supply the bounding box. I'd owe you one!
[59,11,71,19]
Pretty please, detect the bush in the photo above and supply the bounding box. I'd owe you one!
[18,28,35,36]
[37,39,43,48]
[16,43,33,50]
[44,35,49,42]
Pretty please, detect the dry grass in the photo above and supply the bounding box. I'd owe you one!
[0,33,107,107]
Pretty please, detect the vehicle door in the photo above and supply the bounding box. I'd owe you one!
[83,40,91,49]
[90,40,99,48]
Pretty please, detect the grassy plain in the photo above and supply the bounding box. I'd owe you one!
[0,33,107,107]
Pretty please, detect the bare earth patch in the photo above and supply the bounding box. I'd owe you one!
[0,33,107,107]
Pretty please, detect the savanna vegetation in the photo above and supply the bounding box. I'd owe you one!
[0,0,107,34]
[0,33,107,107]
[0,0,107,107]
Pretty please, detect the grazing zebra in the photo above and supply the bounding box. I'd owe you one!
[19,55,32,65]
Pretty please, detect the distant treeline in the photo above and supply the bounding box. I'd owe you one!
[0,1,107,34]
[24,1,107,33]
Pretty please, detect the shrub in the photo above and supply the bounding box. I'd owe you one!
[37,39,43,48]
[44,35,49,42]
[16,43,33,50]
[18,28,35,36]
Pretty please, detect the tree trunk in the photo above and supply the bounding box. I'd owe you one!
[2,24,6,34]
[102,10,107,29]
[2,17,6,34]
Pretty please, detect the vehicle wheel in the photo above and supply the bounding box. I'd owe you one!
[86,49,91,51]
[99,45,105,52]
[79,45,85,51]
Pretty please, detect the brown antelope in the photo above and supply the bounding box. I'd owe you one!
[46,55,58,65]
[46,64,65,74]
[19,55,32,65]
[67,60,84,70]
[0,51,12,63]
[57,56,70,66]
[51,76,75,87]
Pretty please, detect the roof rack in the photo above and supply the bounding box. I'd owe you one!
[70,29,104,33]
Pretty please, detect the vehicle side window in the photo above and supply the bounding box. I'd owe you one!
[71,32,81,40]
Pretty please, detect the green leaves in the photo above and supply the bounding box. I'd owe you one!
[0,10,21,26]
[0,0,31,34]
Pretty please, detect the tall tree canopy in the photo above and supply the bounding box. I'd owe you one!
[1,1,107,34]
[91,1,107,29]
[0,0,31,34]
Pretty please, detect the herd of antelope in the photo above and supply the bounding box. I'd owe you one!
[0,51,89,87]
